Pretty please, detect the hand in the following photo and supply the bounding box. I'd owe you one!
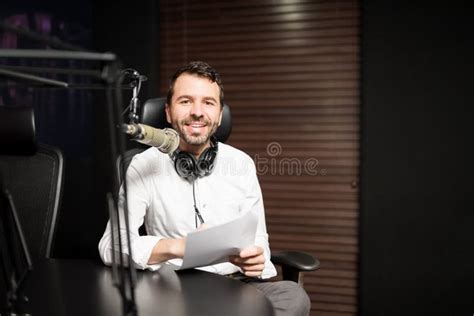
[229,245,265,277]
[197,223,208,231]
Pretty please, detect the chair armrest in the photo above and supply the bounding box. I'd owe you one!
[271,251,320,272]
[271,251,320,284]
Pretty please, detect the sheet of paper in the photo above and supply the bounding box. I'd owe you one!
[168,211,258,270]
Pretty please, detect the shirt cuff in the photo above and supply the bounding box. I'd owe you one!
[132,235,162,270]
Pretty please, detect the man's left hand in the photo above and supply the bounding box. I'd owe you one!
[229,245,265,277]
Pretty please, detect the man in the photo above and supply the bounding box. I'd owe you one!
[99,61,310,315]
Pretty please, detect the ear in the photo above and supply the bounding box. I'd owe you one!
[165,104,172,124]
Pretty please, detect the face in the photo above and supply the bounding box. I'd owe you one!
[165,73,223,153]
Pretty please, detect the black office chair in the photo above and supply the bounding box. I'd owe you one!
[0,106,64,263]
[119,98,320,284]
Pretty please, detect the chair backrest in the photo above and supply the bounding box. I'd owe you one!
[0,107,64,262]
[119,97,232,177]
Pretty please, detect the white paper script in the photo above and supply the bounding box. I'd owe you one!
[168,211,258,270]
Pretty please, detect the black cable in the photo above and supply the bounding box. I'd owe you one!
[192,181,204,228]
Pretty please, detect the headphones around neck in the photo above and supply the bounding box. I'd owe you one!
[170,136,218,181]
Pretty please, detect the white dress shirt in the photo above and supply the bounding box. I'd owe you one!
[98,142,277,279]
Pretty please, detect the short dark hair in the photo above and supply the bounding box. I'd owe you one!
[166,61,224,107]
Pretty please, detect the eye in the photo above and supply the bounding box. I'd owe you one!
[180,99,190,105]
[205,100,216,106]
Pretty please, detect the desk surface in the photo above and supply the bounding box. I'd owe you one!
[7,259,274,316]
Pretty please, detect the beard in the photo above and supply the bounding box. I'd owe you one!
[172,117,219,146]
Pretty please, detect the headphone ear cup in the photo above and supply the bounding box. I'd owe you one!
[174,152,198,181]
[197,147,217,177]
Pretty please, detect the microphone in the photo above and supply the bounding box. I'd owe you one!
[122,123,179,154]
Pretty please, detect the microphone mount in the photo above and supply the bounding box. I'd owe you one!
[121,69,148,124]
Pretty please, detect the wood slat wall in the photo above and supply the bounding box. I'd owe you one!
[158,1,360,315]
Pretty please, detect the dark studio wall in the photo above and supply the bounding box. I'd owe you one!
[92,0,160,102]
[360,1,474,315]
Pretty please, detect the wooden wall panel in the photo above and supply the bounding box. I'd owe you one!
[158,1,360,314]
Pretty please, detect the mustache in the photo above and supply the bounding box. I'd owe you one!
[180,117,211,125]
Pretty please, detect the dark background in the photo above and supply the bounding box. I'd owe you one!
[1,0,473,315]
[360,1,474,315]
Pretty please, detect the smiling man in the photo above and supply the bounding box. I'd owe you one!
[99,61,310,315]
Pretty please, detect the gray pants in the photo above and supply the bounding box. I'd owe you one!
[249,280,311,316]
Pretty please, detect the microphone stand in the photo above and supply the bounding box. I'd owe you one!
[105,64,138,316]
[0,48,138,316]
[129,77,141,124]
[0,179,33,315]
[0,67,69,87]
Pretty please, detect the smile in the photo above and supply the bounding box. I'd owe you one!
[187,122,206,128]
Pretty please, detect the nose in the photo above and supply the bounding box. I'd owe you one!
[190,102,204,118]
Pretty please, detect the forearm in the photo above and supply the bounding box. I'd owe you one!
[147,237,186,264]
